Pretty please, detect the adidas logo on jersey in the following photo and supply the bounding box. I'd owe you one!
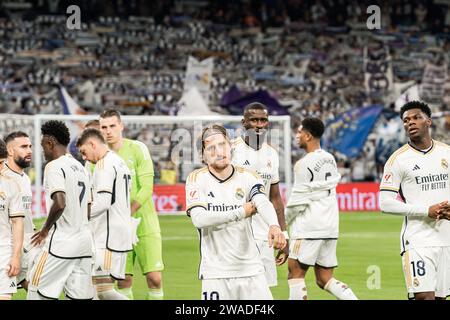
[207,192,215,198]
[243,160,250,165]
[97,266,102,271]
[10,282,16,288]
[412,165,420,171]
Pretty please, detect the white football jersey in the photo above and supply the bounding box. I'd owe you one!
[2,165,34,239]
[0,174,24,248]
[287,149,340,239]
[43,154,93,258]
[185,165,266,280]
[90,151,133,252]
[380,141,450,254]
[84,160,93,187]
[231,137,280,240]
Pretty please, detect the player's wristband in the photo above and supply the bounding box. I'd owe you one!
[282,231,289,240]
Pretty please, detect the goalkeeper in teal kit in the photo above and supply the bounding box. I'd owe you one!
[99,109,164,300]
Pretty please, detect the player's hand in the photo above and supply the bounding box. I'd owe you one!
[275,242,289,266]
[436,204,450,220]
[7,256,20,277]
[30,229,49,247]
[243,201,257,218]
[268,225,286,250]
[131,217,141,245]
[131,201,141,215]
[428,201,449,220]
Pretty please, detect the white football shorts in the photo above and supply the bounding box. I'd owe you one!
[289,239,338,268]
[402,246,450,299]
[0,248,17,295]
[255,239,277,287]
[27,250,94,300]
[92,248,127,280]
[201,273,273,300]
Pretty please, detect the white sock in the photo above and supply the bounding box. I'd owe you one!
[96,283,129,300]
[324,278,358,300]
[288,278,308,300]
[146,288,164,300]
[117,287,134,300]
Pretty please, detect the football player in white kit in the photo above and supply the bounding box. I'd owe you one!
[380,101,450,300]
[3,131,34,291]
[77,128,133,300]
[27,121,94,300]
[185,124,286,300]
[0,140,24,300]
[232,102,288,288]
[286,117,358,300]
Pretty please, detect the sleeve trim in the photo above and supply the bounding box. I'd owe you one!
[9,214,25,218]
[50,189,66,199]
[380,187,399,193]
[186,204,207,217]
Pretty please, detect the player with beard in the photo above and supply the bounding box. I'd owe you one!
[0,139,24,300]
[185,124,286,299]
[232,103,288,289]
[3,132,34,291]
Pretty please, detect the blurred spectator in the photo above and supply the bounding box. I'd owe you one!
[337,159,351,183]
[350,155,366,182]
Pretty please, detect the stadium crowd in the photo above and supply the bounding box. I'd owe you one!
[0,0,449,183]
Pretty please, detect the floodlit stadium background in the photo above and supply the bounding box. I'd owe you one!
[1,0,449,299]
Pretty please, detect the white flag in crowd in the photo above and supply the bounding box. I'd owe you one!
[183,56,214,105]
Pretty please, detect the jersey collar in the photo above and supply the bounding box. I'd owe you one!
[208,165,235,184]
[5,163,24,176]
[239,135,266,151]
[407,140,435,155]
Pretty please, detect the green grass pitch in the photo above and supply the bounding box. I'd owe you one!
[14,212,407,300]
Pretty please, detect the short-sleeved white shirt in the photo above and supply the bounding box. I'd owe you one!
[0,174,24,248]
[2,165,34,235]
[43,154,92,258]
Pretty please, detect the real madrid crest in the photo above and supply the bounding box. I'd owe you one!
[258,184,265,193]
[413,278,420,287]
[235,188,244,200]
[441,158,448,169]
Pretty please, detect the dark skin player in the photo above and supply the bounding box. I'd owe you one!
[401,106,450,300]
[241,104,289,265]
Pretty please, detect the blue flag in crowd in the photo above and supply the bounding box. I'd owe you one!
[322,104,384,158]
